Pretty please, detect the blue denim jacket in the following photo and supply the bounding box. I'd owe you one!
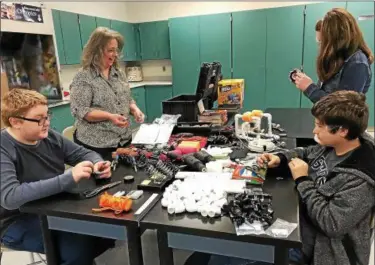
[304,50,372,103]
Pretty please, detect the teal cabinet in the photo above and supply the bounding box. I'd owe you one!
[130,86,147,127]
[169,16,201,96]
[265,5,304,108]
[199,13,231,79]
[139,21,170,60]
[79,14,97,48]
[112,20,140,61]
[232,9,267,111]
[155,21,171,59]
[301,2,347,108]
[139,22,158,60]
[347,2,374,126]
[145,86,173,122]
[49,104,74,133]
[111,20,127,58]
[96,17,111,28]
[51,10,66,65]
[59,11,82,65]
[124,23,140,61]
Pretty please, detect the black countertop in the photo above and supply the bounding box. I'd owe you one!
[20,166,159,226]
[266,108,315,139]
[140,176,301,248]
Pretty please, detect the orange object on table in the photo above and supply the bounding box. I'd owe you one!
[92,192,133,215]
[176,140,201,154]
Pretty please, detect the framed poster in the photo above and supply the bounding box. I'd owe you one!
[1,2,43,23]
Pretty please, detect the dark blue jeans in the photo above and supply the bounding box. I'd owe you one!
[1,215,114,265]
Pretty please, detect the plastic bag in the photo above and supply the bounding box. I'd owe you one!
[265,218,298,238]
[153,114,181,125]
[234,220,267,236]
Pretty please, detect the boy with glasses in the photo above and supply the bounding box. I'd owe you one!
[1,89,113,265]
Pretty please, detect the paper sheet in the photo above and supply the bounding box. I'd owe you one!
[131,124,174,145]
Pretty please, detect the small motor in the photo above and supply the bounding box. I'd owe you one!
[289,68,302,83]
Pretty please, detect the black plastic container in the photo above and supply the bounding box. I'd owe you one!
[162,95,199,122]
[162,62,223,122]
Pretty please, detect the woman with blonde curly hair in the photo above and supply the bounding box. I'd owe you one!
[70,27,145,160]
[293,8,373,103]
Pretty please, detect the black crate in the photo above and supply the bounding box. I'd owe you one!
[162,94,198,122]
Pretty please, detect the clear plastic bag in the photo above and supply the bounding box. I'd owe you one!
[265,218,298,238]
[153,114,181,125]
[234,220,267,236]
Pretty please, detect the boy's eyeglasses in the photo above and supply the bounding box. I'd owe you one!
[13,113,52,126]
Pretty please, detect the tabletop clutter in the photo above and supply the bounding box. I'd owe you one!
[86,62,298,239]
[88,108,298,239]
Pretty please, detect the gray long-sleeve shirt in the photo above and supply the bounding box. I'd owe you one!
[0,128,103,237]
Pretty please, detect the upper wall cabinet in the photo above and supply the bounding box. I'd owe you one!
[139,21,170,60]
[96,17,111,28]
[51,10,66,65]
[199,13,231,79]
[79,14,97,48]
[58,11,82,65]
[265,5,304,108]
[169,16,201,96]
[169,13,231,96]
[301,2,347,108]
[232,9,267,111]
[347,2,374,126]
[111,20,141,61]
[155,21,171,59]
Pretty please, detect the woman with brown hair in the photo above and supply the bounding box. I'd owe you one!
[70,27,145,160]
[294,8,373,103]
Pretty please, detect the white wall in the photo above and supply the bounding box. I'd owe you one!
[125,1,318,23]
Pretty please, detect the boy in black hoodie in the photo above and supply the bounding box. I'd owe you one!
[258,90,375,265]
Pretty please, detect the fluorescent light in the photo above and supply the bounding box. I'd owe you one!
[358,15,374,21]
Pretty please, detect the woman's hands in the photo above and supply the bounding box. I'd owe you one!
[130,104,145,123]
[109,114,129,128]
[294,72,313,91]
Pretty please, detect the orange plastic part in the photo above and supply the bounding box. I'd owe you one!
[92,192,133,215]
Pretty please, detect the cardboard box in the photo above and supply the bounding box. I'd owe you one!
[1,71,9,129]
[217,79,244,107]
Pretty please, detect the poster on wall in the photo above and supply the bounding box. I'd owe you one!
[1,2,43,23]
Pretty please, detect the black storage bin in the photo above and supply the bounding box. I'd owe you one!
[162,95,198,122]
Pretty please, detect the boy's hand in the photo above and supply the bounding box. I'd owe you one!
[72,161,94,183]
[256,153,281,168]
[288,158,309,180]
[93,161,112,179]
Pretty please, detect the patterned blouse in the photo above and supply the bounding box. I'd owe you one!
[70,66,134,148]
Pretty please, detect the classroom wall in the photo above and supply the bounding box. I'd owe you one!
[1,2,322,92]
[125,1,318,23]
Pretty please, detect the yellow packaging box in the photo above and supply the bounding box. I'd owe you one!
[217,79,244,107]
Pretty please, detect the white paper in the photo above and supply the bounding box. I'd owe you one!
[197,99,205,114]
[131,124,174,145]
